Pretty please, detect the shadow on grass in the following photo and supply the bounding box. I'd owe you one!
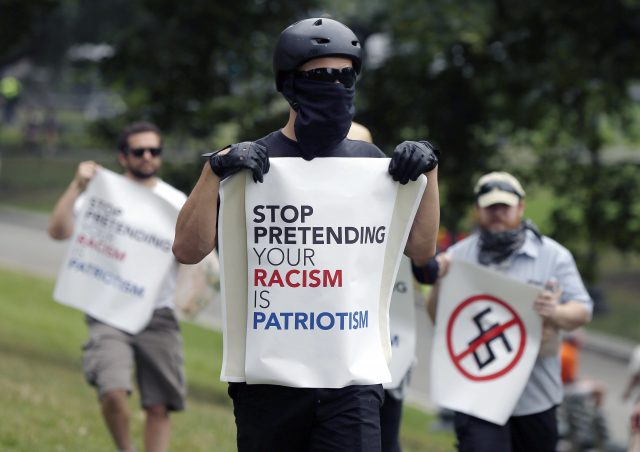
[0,338,234,410]
[187,381,233,408]
[0,341,81,372]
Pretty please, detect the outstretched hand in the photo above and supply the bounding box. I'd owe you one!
[388,140,439,185]
[208,141,269,183]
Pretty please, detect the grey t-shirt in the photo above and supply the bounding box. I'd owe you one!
[446,229,592,416]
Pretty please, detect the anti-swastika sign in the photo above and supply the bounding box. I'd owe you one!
[431,259,542,425]
[447,294,526,382]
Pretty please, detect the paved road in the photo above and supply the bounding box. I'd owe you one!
[0,205,633,447]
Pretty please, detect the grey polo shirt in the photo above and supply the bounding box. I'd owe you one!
[446,229,593,416]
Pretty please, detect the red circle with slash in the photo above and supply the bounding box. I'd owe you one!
[446,294,526,381]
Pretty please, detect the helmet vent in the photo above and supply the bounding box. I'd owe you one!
[313,19,323,26]
[312,38,330,44]
[351,40,360,48]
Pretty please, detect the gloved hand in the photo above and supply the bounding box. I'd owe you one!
[388,140,439,185]
[207,142,269,182]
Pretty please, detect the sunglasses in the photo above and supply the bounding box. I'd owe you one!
[475,181,523,197]
[293,67,357,88]
[129,147,162,157]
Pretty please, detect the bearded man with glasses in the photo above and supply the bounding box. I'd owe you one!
[426,171,593,452]
[174,17,440,452]
[48,121,187,452]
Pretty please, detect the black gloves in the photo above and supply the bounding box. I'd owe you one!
[207,142,269,183]
[388,140,439,185]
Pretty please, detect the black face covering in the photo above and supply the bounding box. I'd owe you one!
[282,77,355,160]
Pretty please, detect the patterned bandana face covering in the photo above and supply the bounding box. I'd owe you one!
[478,220,541,265]
[282,77,355,160]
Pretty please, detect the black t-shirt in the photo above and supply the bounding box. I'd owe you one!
[256,130,386,159]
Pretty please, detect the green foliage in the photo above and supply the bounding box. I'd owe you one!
[0,153,119,211]
[0,0,60,68]
[481,1,640,282]
[5,0,640,284]
[97,0,320,137]
[355,0,640,281]
[357,1,497,235]
[160,159,201,196]
[547,162,640,281]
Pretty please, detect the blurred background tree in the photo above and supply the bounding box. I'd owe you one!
[2,0,640,286]
[478,0,640,284]
[0,0,60,69]
[96,0,318,139]
[355,0,640,285]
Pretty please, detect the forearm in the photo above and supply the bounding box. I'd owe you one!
[48,180,83,240]
[173,163,220,264]
[405,167,440,266]
[550,301,591,331]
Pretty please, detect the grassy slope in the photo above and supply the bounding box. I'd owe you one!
[0,267,454,451]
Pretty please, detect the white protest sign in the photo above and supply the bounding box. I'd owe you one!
[384,256,417,389]
[53,168,180,334]
[430,259,542,425]
[218,157,426,387]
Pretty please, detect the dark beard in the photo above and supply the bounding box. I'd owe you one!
[129,168,157,180]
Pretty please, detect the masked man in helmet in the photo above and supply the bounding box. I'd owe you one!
[174,18,440,451]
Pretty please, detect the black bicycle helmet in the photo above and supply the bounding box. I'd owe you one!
[273,18,362,91]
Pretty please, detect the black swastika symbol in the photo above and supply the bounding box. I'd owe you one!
[468,307,513,370]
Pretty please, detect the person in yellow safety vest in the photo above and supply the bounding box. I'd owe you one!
[0,76,22,124]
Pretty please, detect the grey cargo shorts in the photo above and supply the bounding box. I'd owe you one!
[82,307,186,411]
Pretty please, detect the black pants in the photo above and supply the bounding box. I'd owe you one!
[229,383,384,452]
[380,392,403,452]
[454,406,558,452]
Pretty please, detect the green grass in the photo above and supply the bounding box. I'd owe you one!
[0,267,454,451]
[400,405,455,451]
[0,267,236,451]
